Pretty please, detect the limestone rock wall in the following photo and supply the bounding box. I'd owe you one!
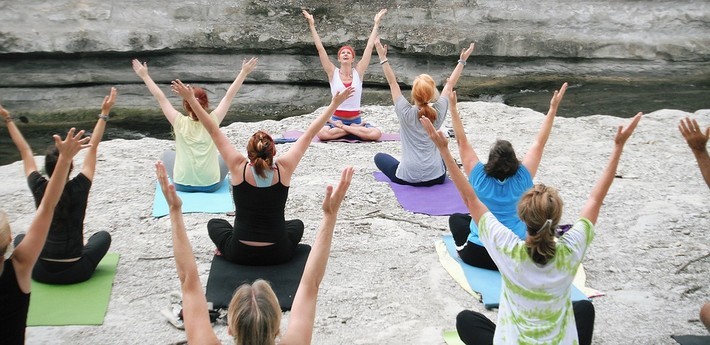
[0,0,708,119]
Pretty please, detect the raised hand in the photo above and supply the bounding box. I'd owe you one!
[549,82,568,110]
[302,9,314,26]
[420,116,449,150]
[375,38,388,60]
[374,9,387,24]
[331,87,356,106]
[132,59,149,79]
[322,166,354,216]
[171,79,195,100]
[101,87,117,114]
[448,90,458,107]
[0,104,9,119]
[459,43,475,62]
[679,117,709,152]
[615,112,642,147]
[156,160,182,210]
[53,128,91,159]
[241,57,259,75]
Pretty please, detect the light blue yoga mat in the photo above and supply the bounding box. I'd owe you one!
[439,235,588,309]
[151,178,234,218]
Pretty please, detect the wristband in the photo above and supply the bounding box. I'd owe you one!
[4,116,14,123]
[458,59,467,66]
[379,59,389,65]
[98,114,109,121]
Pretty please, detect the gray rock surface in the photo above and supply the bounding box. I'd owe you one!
[0,1,708,121]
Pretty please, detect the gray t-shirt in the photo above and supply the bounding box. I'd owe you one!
[394,95,448,182]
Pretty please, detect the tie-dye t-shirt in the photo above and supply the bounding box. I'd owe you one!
[478,212,594,344]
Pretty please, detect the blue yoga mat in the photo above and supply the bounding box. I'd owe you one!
[151,178,234,218]
[439,235,588,309]
[373,171,468,216]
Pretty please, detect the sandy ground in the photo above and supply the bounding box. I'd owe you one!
[2,101,709,344]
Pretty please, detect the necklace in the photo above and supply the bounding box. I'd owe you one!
[340,69,352,79]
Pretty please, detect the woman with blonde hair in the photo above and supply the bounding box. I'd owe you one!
[0,128,89,344]
[372,39,474,186]
[132,57,258,192]
[155,159,353,344]
[422,105,642,345]
[303,8,387,141]
[172,72,354,265]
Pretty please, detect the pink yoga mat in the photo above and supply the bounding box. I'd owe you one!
[280,130,400,143]
[373,171,468,216]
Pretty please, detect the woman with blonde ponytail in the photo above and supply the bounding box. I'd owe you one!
[373,39,475,186]
[172,73,355,265]
[422,109,642,345]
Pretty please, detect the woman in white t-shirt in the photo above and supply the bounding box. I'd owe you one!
[303,8,386,141]
[423,106,642,345]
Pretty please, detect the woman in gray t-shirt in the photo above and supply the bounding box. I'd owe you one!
[373,40,475,186]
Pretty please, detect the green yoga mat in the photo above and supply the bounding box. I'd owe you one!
[27,253,120,326]
[443,330,465,345]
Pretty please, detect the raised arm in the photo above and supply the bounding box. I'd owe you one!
[281,166,353,345]
[0,105,37,176]
[211,57,258,123]
[375,38,402,102]
[440,43,475,97]
[171,80,246,171]
[132,59,180,125]
[522,82,567,177]
[448,91,480,173]
[421,117,488,223]
[679,117,710,189]
[155,161,220,344]
[303,10,336,80]
[13,128,90,292]
[278,87,355,172]
[81,87,116,181]
[355,9,387,78]
[580,113,642,224]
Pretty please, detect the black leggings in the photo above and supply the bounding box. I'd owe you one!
[13,231,111,284]
[207,218,304,265]
[456,300,595,345]
[449,213,498,271]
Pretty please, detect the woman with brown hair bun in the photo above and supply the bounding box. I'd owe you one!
[447,82,568,270]
[372,39,475,186]
[172,72,355,265]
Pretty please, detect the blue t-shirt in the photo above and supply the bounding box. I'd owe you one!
[467,162,533,245]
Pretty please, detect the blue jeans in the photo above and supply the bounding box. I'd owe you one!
[374,153,446,186]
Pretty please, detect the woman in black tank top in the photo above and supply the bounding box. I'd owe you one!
[172,75,355,265]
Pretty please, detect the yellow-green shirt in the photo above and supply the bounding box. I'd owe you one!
[173,112,220,186]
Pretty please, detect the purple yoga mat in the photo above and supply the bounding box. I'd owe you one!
[373,171,469,216]
[280,130,400,143]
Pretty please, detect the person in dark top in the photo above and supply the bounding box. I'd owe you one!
[172,76,354,265]
[0,125,90,344]
[4,88,116,284]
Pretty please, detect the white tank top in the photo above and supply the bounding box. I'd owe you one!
[329,68,362,111]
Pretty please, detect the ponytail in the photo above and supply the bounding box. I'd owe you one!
[247,131,276,178]
[518,184,563,265]
[412,74,439,123]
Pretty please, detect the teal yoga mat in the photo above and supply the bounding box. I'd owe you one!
[439,235,588,309]
[27,253,120,326]
[151,178,233,218]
